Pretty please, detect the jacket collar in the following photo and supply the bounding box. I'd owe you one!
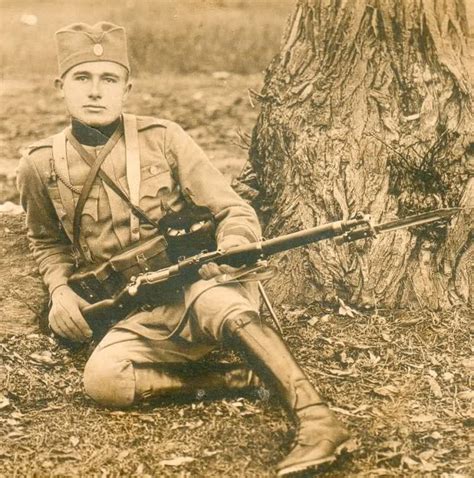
[71,116,121,146]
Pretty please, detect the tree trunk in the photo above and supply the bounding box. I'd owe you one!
[245,0,473,309]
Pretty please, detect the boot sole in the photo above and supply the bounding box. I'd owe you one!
[276,438,356,477]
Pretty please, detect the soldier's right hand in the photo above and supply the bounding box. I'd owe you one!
[49,285,93,342]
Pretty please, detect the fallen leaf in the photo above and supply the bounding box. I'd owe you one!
[401,455,419,468]
[461,357,474,372]
[457,390,474,400]
[373,385,398,398]
[202,449,220,457]
[29,351,58,366]
[338,298,361,317]
[118,450,130,460]
[419,450,435,461]
[426,376,443,398]
[442,372,454,382]
[430,431,442,440]
[410,413,437,423]
[138,415,155,423]
[159,456,195,467]
[419,457,438,471]
[307,316,318,326]
[136,463,145,474]
[6,418,20,426]
[0,395,10,410]
[69,436,80,447]
[328,367,358,377]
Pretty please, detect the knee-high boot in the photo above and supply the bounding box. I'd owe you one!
[134,362,260,401]
[223,313,351,477]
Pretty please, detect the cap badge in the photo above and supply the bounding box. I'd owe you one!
[93,43,104,56]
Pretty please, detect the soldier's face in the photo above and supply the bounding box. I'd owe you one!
[55,61,131,127]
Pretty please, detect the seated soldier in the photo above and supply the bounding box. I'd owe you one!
[16,22,351,477]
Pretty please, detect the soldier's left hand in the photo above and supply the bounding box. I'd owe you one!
[198,262,240,280]
[198,236,247,280]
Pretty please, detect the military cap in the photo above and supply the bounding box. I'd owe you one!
[55,21,130,77]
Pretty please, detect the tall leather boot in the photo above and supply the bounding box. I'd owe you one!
[134,362,261,401]
[224,314,351,477]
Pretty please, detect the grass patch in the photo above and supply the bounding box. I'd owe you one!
[0,0,293,77]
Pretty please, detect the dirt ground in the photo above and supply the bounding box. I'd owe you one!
[0,74,473,477]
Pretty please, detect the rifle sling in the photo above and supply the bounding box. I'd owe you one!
[66,127,161,258]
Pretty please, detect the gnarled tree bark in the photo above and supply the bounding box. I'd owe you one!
[244,0,473,309]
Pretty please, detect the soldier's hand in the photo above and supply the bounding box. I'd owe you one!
[49,285,93,342]
[199,236,247,280]
[198,262,240,280]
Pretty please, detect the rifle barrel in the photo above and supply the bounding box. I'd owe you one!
[261,220,346,256]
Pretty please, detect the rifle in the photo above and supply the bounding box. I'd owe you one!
[78,208,459,329]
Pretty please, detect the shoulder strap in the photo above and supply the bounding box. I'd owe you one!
[123,114,141,242]
[67,124,124,257]
[65,122,162,256]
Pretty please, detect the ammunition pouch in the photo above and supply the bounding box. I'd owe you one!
[68,205,217,307]
[68,234,172,304]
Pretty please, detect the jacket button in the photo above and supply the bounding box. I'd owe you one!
[132,227,139,234]
[149,165,159,175]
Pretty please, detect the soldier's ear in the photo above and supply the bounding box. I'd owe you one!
[123,81,132,101]
[54,78,65,97]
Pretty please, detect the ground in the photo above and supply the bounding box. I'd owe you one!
[0,75,473,477]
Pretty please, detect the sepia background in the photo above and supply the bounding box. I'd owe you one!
[1,1,473,477]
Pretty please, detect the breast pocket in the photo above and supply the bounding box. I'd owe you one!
[140,166,173,200]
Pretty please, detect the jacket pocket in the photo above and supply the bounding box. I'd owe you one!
[140,168,173,199]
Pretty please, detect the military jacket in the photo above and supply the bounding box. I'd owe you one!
[17,115,261,339]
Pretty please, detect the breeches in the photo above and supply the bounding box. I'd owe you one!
[83,282,259,407]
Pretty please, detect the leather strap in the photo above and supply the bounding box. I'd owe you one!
[65,123,162,259]
[67,124,124,257]
[123,114,141,242]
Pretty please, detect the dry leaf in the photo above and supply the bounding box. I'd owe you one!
[419,457,438,471]
[338,298,360,317]
[159,456,195,467]
[457,390,474,400]
[29,351,58,366]
[461,357,474,372]
[69,436,80,447]
[0,395,10,410]
[328,367,358,377]
[202,449,220,457]
[138,415,155,423]
[118,450,130,460]
[373,385,398,397]
[402,455,419,468]
[410,413,437,423]
[426,376,443,398]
